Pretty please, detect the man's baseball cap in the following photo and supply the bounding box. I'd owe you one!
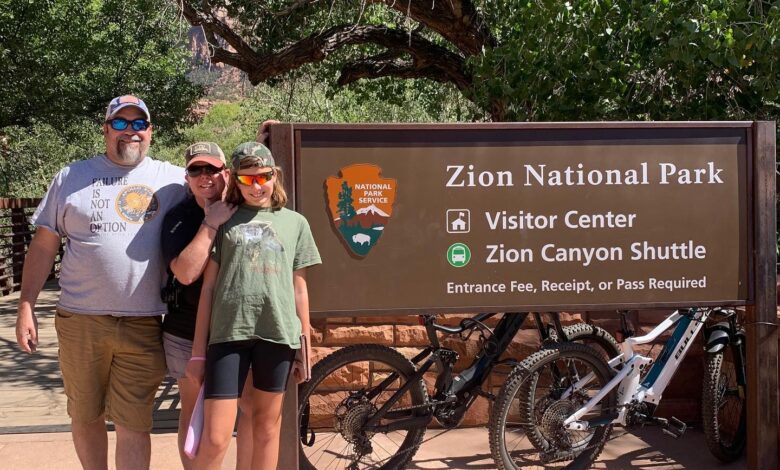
[231,142,275,169]
[184,142,226,168]
[105,95,151,121]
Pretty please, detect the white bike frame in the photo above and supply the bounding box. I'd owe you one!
[562,308,711,430]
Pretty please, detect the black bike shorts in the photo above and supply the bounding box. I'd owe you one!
[204,338,296,398]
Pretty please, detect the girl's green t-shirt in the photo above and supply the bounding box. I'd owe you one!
[209,205,321,347]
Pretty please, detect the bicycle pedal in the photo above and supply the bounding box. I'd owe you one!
[661,416,687,438]
[474,388,496,401]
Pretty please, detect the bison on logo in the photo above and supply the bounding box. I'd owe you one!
[325,164,397,257]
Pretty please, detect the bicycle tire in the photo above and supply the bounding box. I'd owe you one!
[298,344,427,470]
[560,323,621,360]
[489,343,615,470]
[702,340,747,462]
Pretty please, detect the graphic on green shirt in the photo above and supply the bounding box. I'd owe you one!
[241,222,285,274]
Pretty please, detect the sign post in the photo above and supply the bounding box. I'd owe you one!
[271,122,777,469]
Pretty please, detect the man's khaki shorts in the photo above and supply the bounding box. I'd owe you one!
[55,308,166,432]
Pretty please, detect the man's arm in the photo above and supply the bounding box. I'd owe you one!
[16,227,61,353]
[256,119,281,143]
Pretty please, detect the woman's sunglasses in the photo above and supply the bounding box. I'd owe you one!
[186,165,224,177]
[235,170,274,186]
[106,118,151,132]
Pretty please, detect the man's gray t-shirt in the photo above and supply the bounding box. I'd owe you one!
[32,155,186,316]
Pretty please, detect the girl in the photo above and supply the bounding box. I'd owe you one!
[186,142,320,470]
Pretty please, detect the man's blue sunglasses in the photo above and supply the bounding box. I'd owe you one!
[106,118,150,132]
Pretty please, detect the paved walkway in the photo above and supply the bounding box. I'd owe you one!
[0,282,745,469]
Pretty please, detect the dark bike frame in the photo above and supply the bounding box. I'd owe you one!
[353,311,568,433]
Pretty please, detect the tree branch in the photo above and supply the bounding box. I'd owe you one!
[337,49,470,94]
[337,56,460,89]
[374,0,496,55]
[243,24,471,89]
[180,1,262,69]
[177,2,475,97]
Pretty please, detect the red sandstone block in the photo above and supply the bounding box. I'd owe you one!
[395,325,430,347]
[355,315,420,325]
[325,325,393,345]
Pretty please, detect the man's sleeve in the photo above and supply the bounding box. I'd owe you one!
[30,168,67,237]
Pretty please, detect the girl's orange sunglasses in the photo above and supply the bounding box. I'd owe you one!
[235,170,274,186]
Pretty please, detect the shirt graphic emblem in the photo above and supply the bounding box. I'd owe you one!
[115,185,159,223]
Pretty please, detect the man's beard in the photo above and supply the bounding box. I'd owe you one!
[117,141,145,164]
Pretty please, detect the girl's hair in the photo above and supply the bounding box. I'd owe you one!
[225,164,288,209]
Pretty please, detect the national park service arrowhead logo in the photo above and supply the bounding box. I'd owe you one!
[326,164,397,257]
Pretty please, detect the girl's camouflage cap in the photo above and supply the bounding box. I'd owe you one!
[231,142,275,169]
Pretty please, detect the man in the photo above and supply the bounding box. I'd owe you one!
[15,95,186,470]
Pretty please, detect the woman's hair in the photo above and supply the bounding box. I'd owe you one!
[225,164,288,209]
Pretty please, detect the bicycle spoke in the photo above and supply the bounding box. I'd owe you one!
[300,346,427,470]
[492,343,615,469]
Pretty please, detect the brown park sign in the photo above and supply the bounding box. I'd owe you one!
[287,124,753,315]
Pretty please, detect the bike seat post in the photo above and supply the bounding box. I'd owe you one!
[619,310,635,340]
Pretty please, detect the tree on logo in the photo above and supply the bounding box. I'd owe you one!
[337,181,356,222]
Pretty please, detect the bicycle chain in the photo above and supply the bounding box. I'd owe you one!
[383,389,495,414]
[384,398,444,414]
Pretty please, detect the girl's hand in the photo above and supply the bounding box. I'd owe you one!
[293,332,312,384]
[292,359,309,384]
[185,358,206,386]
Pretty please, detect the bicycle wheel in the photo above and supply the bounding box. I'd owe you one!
[489,343,616,470]
[702,340,746,462]
[298,344,427,470]
[560,323,621,360]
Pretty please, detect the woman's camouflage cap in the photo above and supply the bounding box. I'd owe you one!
[231,142,275,170]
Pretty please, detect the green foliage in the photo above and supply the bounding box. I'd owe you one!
[152,101,259,165]
[0,120,104,197]
[0,0,202,136]
[150,77,476,169]
[472,0,779,122]
[185,0,778,125]
[243,73,478,123]
[4,0,778,197]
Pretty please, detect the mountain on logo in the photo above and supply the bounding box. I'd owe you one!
[326,164,397,257]
[337,205,390,230]
[357,204,389,217]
